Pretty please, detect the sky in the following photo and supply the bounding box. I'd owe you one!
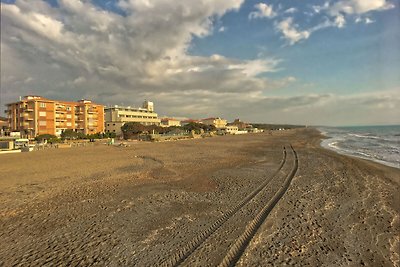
[1,0,399,126]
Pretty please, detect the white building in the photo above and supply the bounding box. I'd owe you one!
[161,118,181,127]
[105,101,161,135]
[225,125,238,134]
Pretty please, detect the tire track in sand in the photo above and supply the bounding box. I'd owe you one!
[159,146,294,267]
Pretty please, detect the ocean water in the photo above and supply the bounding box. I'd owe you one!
[319,125,400,169]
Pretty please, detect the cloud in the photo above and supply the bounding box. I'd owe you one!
[334,14,346,28]
[312,0,394,29]
[355,17,375,24]
[144,89,400,126]
[275,17,311,45]
[249,3,277,19]
[284,7,297,14]
[327,0,395,16]
[1,0,294,113]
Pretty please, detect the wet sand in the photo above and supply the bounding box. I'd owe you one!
[0,128,398,266]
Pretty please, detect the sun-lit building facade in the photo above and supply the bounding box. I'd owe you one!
[104,100,161,135]
[5,96,104,138]
[201,117,227,129]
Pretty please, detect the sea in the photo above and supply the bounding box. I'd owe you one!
[318,125,400,169]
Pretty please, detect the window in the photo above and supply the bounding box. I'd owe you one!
[66,106,71,111]
[39,103,46,108]
[66,114,72,118]
[67,122,72,126]
[39,111,46,117]
[39,121,47,126]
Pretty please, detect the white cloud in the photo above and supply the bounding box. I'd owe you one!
[142,89,400,126]
[365,17,375,24]
[275,0,394,45]
[311,0,394,29]
[334,14,346,28]
[1,0,296,118]
[249,3,277,19]
[275,18,311,45]
[284,7,298,14]
[328,0,395,16]
[218,26,226,32]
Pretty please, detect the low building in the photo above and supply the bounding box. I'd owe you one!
[201,117,227,129]
[225,125,238,134]
[229,118,250,130]
[5,96,104,138]
[247,127,263,133]
[161,118,181,127]
[0,117,9,136]
[105,100,161,136]
[0,137,15,150]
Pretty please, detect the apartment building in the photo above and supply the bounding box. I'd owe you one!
[5,96,104,138]
[201,117,227,129]
[105,100,161,135]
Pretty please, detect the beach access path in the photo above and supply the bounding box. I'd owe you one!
[0,128,398,266]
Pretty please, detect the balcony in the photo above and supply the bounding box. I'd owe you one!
[25,117,34,121]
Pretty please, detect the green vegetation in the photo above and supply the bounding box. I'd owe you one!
[61,129,116,140]
[35,131,116,143]
[251,123,305,130]
[121,122,216,139]
[182,122,216,134]
[35,134,60,143]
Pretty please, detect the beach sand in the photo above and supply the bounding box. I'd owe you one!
[0,128,398,266]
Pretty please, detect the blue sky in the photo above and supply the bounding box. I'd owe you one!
[1,0,399,125]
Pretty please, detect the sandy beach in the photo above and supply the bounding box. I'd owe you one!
[0,128,398,266]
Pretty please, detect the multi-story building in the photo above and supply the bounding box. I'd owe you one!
[201,117,227,129]
[5,96,104,138]
[105,100,161,135]
[160,118,181,127]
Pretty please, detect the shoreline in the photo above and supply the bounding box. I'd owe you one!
[1,128,399,266]
[317,126,400,170]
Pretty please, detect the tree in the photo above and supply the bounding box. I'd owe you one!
[121,122,146,139]
[182,122,203,134]
[61,129,79,140]
[183,122,216,134]
[35,134,59,143]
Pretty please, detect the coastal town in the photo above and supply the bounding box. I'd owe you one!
[0,95,267,152]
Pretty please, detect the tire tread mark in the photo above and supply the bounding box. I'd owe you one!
[160,147,288,267]
[218,145,298,267]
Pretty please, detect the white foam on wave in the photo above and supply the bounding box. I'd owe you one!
[318,127,400,169]
[348,133,380,139]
